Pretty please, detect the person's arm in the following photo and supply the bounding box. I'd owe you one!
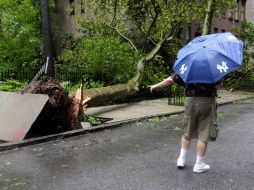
[150,76,175,93]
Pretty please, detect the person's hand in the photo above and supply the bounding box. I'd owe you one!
[150,85,157,93]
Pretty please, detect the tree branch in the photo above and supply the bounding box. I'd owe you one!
[107,0,138,52]
[163,17,185,41]
[142,0,160,50]
[107,25,138,52]
[109,0,118,26]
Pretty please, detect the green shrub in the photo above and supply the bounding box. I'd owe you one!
[64,81,105,93]
[228,22,254,90]
[81,114,103,125]
[0,0,42,70]
[59,36,141,85]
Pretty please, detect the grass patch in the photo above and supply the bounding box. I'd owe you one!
[0,80,27,92]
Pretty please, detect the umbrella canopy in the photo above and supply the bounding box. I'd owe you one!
[173,32,243,84]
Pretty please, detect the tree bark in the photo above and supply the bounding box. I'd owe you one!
[202,0,216,35]
[40,0,55,77]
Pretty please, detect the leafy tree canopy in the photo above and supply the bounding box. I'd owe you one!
[59,0,238,86]
[0,0,42,69]
[228,21,254,90]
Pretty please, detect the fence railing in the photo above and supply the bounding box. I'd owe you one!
[0,66,88,93]
[0,68,37,82]
[0,66,184,105]
[168,86,185,106]
[55,65,86,90]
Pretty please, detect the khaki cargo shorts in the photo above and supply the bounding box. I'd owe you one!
[182,97,217,142]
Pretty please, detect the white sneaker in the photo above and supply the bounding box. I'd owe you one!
[177,157,185,169]
[193,163,210,173]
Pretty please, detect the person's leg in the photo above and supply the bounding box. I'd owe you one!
[182,136,191,150]
[177,97,195,168]
[177,136,191,168]
[193,140,210,173]
[197,140,207,157]
[196,140,207,164]
[193,97,215,173]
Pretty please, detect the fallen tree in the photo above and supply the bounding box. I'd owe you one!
[23,77,88,138]
[82,38,170,106]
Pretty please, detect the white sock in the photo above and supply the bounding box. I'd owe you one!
[196,155,205,164]
[179,148,187,160]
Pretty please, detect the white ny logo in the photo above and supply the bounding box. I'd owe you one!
[217,61,228,73]
[180,64,188,74]
[226,35,235,40]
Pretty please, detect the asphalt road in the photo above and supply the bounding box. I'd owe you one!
[0,99,254,190]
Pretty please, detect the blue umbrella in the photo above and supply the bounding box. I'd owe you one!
[173,32,243,83]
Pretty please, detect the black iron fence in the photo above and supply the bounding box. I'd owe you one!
[168,86,185,106]
[0,66,85,89]
[0,66,184,105]
[55,65,86,89]
[0,68,36,82]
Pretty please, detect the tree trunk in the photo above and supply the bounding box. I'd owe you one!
[83,80,139,107]
[40,0,55,77]
[82,40,164,107]
[202,0,216,35]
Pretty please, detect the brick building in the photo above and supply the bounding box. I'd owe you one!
[185,0,247,41]
[246,0,254,23]
[55,0,248,42]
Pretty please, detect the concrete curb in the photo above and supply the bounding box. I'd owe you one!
[0,110,184,152]
[0,96,253,152]
[217,96,254,106]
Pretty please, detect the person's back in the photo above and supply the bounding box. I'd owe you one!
[172,73,220,97]
[185,83,218,97]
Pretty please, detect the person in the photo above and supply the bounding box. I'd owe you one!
[150,74,223,173]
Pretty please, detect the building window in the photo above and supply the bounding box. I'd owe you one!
[81,0,85,14]
[214,28,218,33]
[222,29,226,33]
[195,32,201,37]
[235,1,239,21]
[69,0,75,15]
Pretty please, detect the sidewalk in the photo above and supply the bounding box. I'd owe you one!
[0,90,253,151]
[85,89,254,123]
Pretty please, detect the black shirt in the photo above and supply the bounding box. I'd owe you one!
[171,74,221,97]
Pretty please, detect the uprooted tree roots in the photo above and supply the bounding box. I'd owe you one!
[23,77,86,138]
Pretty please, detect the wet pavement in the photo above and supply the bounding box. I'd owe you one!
[0,98,254,190]
[85,90,254,123]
